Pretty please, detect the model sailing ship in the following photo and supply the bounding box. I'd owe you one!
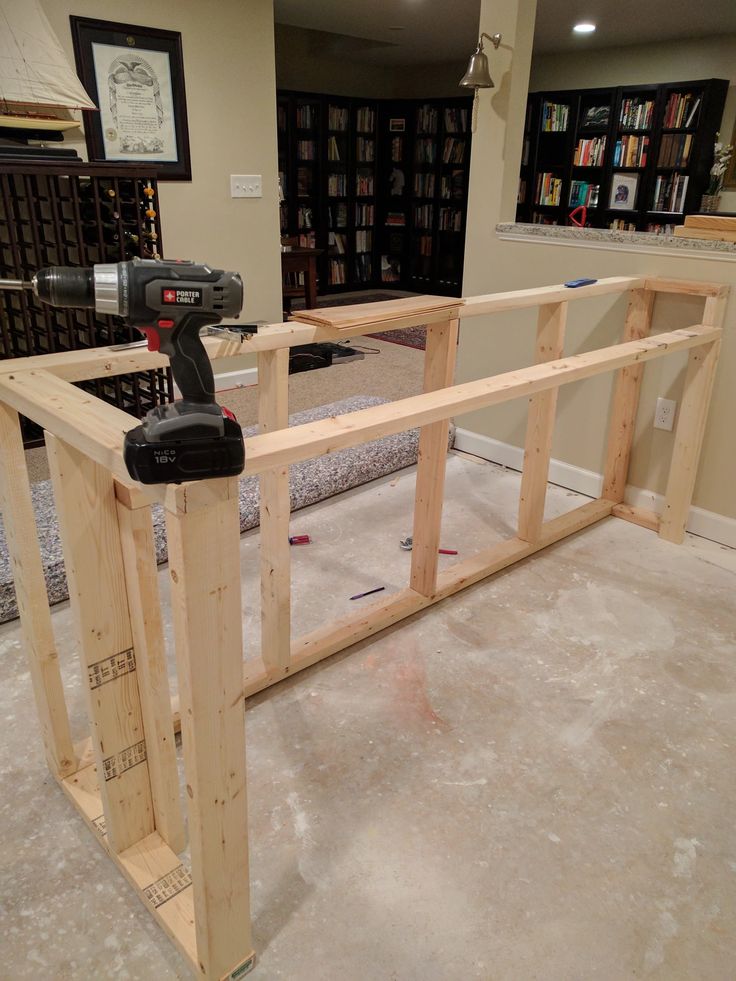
[0,0,96,156]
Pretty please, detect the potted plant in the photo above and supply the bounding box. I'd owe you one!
[702,135,734,212]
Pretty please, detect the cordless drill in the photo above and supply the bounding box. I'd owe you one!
[25,258,245,484]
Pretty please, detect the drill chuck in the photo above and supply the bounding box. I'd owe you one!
[32,266,95,309]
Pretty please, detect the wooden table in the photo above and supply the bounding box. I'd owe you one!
[281,246,322,310]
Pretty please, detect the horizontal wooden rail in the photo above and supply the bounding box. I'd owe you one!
[459,276,644,317]
[241,325,719,476]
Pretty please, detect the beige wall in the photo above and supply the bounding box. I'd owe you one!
[530,35,736,210]
[43,0,282,330]
[461,1,736,523]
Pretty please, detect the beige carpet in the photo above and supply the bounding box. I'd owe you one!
[24,335,424,483]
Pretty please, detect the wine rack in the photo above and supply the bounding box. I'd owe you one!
[0,161,171,447]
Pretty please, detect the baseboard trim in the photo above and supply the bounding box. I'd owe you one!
[454,428,736,549]
[174,366,258,398]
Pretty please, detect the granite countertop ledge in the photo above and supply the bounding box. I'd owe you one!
[496,222,736,256]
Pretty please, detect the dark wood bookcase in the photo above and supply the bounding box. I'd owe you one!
[517,78,728,232]
[278,90,473,297]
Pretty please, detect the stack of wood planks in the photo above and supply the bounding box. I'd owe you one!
[673,215,736,242]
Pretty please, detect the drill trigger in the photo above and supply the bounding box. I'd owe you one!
[140,327,160,352]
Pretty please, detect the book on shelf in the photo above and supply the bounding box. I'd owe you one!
[391,136,403,162]
[356,106,375,132]
[581,104,610,128]
[298,232,316,248]
[386,211,406,226]
[296,104,315,128]
[297,139,315,160]
[416,105,438,134]
[574,136,606,166]
[414,204,434,229]
[541,101,569,132]
[328,202,347,227]
[355,171,374,196]
[328,105,348,130]
[442,137,465,163]
[657,133,693,168]
[328,231,346,254]
[355,203,374,225]
[613,134,649,167]
[355,229,372,252]
[609,218,637,231]
[534,171,562,206]
[355,253,372,281]
[414,172,435,196]
[609,172,639,209]
[646,222,677,234]
[356,137,375,162]
[651,173,689,212]
[663,92,701,129]
[438,207,462,231]
[568,181,599,208]
[441,170,464,199]
[328,257,346,285]
[619,98,654,130]
[443,107,468,133]
[327,173,347,196]
[415,138,436,164]
[381,254,401,282]
[327,136,341,162]
[417,234,433,256]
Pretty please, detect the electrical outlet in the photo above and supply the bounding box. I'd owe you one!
[230,175,262,198]
[654,396,677,431]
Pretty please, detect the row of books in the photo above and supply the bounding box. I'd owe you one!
[541,101,569,132]
[356,137,375,162]
[298,232,316,248]
[574,136,606,167]
[328,231,347,254]
[417,105,438,134]
[328,105,348,131]
[619,98,654,130]
[663,92,700,130]
[609,219,637,231]
[355,254,373,281]
[442,170,464,199]
[613,134,649,167]
[391,136,403,162]
[535,172,563,206]
[415,138,436,164]
[355,106,375,132]
[568,181,600,208]
[327,174,347,196]
[328,203,347,227]
[296,104,315,129]
[414,173,435,197]
[355,229,372,252]
[417,234,433,256]
[355,203,374,224]
[356,173,374,196]
[328,257,346,285]
[414,204,434,229]
[438,207,462,231]
[327,136,342,162]
[386,212,406,226]
[297,140,316,161]
[657,133,693,168]
[651,173,689,213]
[444,108,468,133]
[442,138,466,163]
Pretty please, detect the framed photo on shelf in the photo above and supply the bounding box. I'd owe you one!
[581,104,610,129]
[389,118,406,132]
[70,17,192,180]
[609,173,639,210]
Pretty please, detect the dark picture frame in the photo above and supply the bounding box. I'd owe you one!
[70,17,192,180]
[389,118,406,132]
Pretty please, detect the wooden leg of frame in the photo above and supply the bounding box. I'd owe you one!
[659,340,721,544]
[0,404,75,777]
[258,348,291,676]
[518,301,568,543]
[116,498,186,854]
[165,480,254,980]
[46,434,155,853]
[601,288,655,503]
[410,318,459,597]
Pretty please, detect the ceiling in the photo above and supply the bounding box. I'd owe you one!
[273,0,736,64]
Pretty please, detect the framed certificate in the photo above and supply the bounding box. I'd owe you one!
[70,17,192,180]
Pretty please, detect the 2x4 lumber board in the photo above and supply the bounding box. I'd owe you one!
[682,215,736,231]
[165,481,254,980]
[241,499,614,699]
[241,326,721,477]
[518,302,568,542]
[644,278,729,298]
[601,288,656,503]
[411,318,459,596]
[611,503,660,533]
[258,348,292,674]
[60,762,200,974]
[672,226,736,243]
[46,435,155,853]
[459,277,644,318]
[291,293,462,329]
[117,501,186,854]
[659,340,722,544]
[0,403,76,777]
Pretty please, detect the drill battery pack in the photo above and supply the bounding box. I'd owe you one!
[123,411,245,484]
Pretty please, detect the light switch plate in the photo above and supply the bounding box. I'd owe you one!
[230,175,262,198]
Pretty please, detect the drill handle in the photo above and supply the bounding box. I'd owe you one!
[162,315,216,405]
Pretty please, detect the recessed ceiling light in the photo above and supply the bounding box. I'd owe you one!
[573,22,596,33]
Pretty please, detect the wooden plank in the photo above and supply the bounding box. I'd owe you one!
[410,318,459,596]
[0,403,76,777]
[601,288,656,503]
[60,763,200,975]
[258,348,292,674]
[672,226,736,242]
[681,215,736,231]
[46,435,155,853]
[241,326,721,477]
[659,340,721,544]
[291,293,462,329]
[518,302,568,542]
[240,499,614,699]
[612,503,660,533]
[165,480,254,980]
[644,278,729,297]
[116,500,186,854]
[460,277,644,318]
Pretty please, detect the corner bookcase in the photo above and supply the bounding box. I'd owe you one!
[278,90,472,297]
[517,78,728,233]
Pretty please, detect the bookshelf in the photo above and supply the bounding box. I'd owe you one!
[517,78,728,233]
[278,90,472,296]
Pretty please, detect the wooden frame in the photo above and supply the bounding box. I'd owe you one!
[0,276,726,978]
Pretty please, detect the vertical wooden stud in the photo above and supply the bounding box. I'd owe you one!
[46,434,155,853]
[517,302,568,542]
[258,348,291,675]
[165,480,254,980]
[601,288,656,503]
[410,318,459,597]
[659,339,721,544]
[0,404,75,777]
[116,498,186,854]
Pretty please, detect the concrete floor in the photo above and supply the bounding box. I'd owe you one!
[2,453,735,980]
